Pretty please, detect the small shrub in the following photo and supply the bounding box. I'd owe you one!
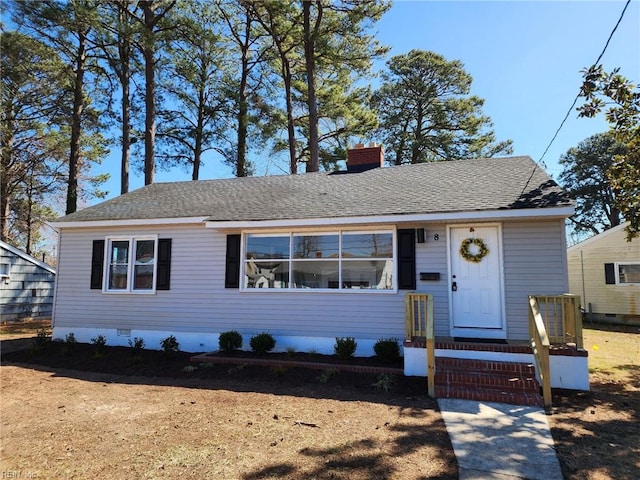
[91,334,107,348]
[334,337,357,360]
[63,332,77,355]
[128,337,145,351]
[250,332,276,355]
[373,338,400,364]
[160,335,180,357]
[285,346,296,357]
[91,334,108,358]
[183,365,197,373]
[227,363,248,375]
[219,330,243,352]
[33,329,49,350]
[128,337,145,364]
[317,368,337,384]
[372,373,396,392]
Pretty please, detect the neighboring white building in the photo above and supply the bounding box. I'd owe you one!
[567,222,640,324]
[1,240,56,321]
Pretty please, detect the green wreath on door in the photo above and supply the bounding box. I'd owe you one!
[459,237,489,263]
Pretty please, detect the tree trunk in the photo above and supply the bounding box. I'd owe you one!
[66,30,86,215]
[193,85,206,181]
[119,5,131,194]
[121,74,131,193]
[236,18,250,178]
[303,0,320,172]
[142,1,156,186]
[411,106,424,164]
[283,58,297,175]
[0,114,13,241]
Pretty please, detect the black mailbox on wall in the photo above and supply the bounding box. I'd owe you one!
[420,272,440,281]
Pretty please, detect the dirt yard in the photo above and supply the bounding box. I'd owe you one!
[547,323,640,480]
[0,321,455,479]
[1,320,638,479]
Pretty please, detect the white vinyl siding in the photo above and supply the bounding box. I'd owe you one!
[53,224,407,341]
[53,219,571,344]
[502,220,569,339]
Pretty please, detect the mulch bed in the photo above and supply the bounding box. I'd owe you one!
[1,339,428,399]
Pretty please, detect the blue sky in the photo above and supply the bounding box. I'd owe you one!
[96,0,639,202]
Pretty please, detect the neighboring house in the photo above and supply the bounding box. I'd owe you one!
[50,147,588,396]
[0,240,56,321]
[567,222,640,324]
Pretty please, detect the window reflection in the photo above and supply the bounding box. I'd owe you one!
[243,231,394,290]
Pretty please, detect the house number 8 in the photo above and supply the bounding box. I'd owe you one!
[433,234,439,241]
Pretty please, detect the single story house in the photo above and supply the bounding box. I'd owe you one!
[50,147,588,395]
[1,240,56,321]
[567,222,639,324]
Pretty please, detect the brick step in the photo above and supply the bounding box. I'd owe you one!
[434,357,544,406]
[436,357,536,375]
[435,385,545,407]
[435,371,540,394]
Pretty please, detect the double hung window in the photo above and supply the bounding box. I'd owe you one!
[243,230,395,291]
[105,237,157,292]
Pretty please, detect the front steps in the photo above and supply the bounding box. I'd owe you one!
[435,357,544,407]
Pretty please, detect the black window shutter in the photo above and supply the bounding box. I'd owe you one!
[225,234,241,288]
[397,229,416,290]
[90,240,105,289]
[604,263,616,285]
[156,238,172,290]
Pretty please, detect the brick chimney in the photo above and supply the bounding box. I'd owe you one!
[346,143,384,172]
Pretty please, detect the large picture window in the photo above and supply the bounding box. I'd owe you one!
[105,237,158,292]
[243,230,395,291]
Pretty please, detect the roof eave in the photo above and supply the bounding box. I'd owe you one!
[49,216,209,230]
[205,206,575,230]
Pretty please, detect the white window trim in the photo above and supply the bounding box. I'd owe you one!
[103,235,159,294]
[615,261,640,285]
[241,228,397,293]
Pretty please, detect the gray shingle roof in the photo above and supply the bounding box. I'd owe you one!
[55,156,571,223]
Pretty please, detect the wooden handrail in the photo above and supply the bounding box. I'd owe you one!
[529,295,552,407]
[405,293,435,397]
[534,294,583,348]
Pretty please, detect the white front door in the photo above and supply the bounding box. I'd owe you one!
[449,225,504,337]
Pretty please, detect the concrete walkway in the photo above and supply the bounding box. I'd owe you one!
[438,399,563,480]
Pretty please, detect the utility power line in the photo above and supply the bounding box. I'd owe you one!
[520,0,632,198]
